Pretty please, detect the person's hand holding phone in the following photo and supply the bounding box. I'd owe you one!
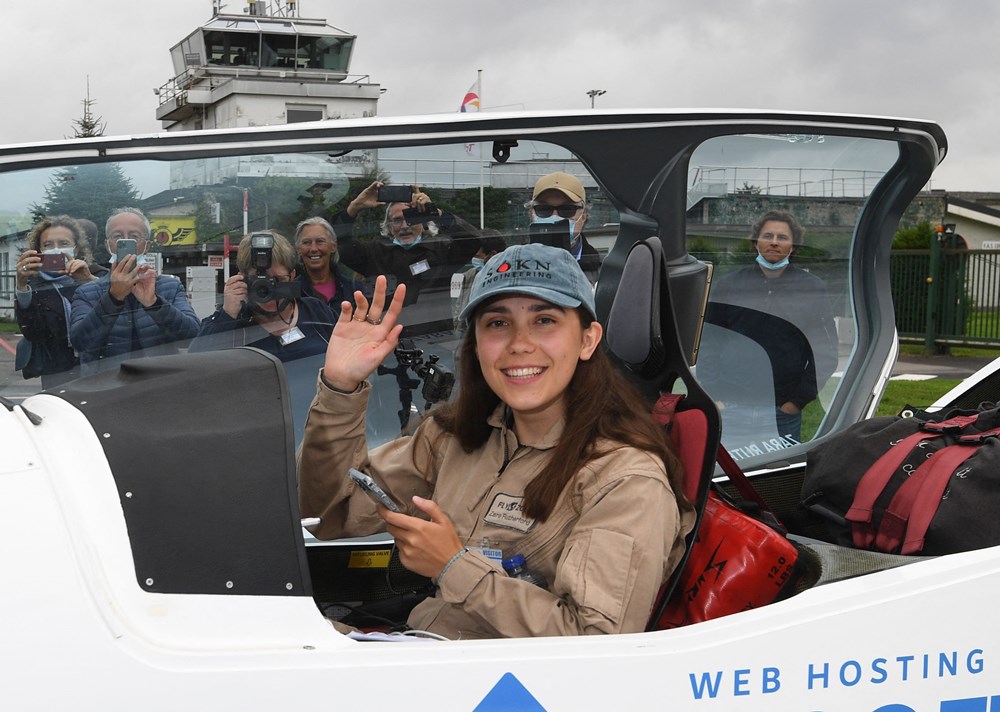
[346,181,385,218]
[109,254,139,302]
[380,496,463,580]
[14,250,40,290]
[66,258,95,283]
[410,188,437,214]
[131,263,157,307]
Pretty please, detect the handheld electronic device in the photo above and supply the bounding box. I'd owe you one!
[347,468,401,512]
[40,252,67,272]
[116,238,138,262]
[528,220,572,251]
[377,185,414,204]
[401,204,438,224]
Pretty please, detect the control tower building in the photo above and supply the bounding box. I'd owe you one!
[155,0,380,133]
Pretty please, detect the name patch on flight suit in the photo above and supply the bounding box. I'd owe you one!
[484,493,536,533]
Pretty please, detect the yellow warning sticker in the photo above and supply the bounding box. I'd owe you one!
[348,549,392,569]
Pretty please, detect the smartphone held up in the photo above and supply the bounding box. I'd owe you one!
[377,185,414,204]
[116,238,138,263]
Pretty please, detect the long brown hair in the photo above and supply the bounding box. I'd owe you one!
[433,309,683,521]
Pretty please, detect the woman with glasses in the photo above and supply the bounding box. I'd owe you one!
[527,172,602,284]
[190,231,337,363]
[330,181,483,305]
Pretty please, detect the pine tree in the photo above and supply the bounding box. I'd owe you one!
[72,78,106,138]
[30,164,142,263]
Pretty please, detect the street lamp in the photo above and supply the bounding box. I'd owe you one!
[587,89,606,109]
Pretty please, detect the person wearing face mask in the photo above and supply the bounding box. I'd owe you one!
[70,207,200,373]
[699,210,839,445]
[330,182,483,306]
[451,230,506,331]
[14,215,105,388]
[527,172,602,284]
[190,231,336,362]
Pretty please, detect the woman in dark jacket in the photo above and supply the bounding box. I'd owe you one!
[14,215,104,388]
[292,216,360,309]
[190,231,337,363]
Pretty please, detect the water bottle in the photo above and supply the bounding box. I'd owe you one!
[502,554,548,589]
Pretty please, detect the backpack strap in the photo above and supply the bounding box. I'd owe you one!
[876,427,1000,554]
[844,413,981,549]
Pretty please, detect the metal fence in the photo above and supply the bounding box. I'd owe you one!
[891,248,1000,348]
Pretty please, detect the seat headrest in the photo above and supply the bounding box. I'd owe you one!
[605,237,665,379]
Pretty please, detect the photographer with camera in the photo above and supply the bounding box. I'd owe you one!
[190,231,336,362]
[70,208,200,374]
[331,181,483,305]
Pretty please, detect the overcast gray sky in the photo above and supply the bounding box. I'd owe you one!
[4,0,998,191]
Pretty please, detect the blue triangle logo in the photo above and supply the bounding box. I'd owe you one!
[474,672,547,711]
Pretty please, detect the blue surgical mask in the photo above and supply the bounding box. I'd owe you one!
[58,247,75,259]
[471,257,485,270]
[756,253,790,271]
[392,235,422,249]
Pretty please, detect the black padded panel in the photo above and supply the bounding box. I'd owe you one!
[56,348,312,596]
[605,239,664,378]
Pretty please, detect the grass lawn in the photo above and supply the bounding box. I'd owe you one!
[0,321,19,334]
[801,376,964,439]
[873,378,963,416]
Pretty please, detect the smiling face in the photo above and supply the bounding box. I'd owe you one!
[474,295,602,439]
[755,219,795,264]
[388,203,423,245]
[297,224,336,275]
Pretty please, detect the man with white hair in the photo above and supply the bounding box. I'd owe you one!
[330,182,482,305]
[70,207,200,372]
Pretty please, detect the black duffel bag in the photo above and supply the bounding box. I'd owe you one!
[801,403,1000,556]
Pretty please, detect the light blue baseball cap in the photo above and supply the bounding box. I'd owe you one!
[458,242,597,323]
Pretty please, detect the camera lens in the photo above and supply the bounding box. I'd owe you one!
[248,276,274,303]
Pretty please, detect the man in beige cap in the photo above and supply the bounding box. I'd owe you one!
[527,171,602,283]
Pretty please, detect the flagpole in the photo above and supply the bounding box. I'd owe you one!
[477,68,484,229]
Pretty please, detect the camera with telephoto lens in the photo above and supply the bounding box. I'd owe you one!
[244,232,301,304]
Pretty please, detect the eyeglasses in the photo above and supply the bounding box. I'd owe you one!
[531,203,584,219]
[389,217,411,227]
